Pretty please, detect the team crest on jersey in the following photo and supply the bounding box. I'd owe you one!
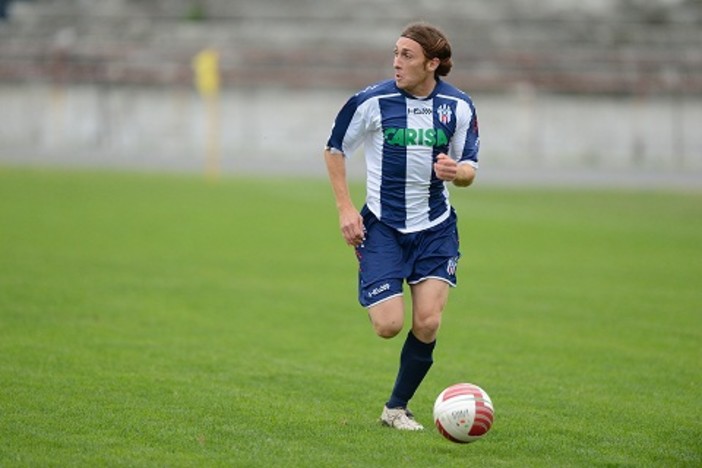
[437,104,452,124]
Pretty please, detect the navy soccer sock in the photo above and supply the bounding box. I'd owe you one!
[386,330,436,409]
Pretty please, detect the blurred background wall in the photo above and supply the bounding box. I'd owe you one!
[0,0,700,185]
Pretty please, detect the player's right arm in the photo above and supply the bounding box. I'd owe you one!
[324,149,365,247]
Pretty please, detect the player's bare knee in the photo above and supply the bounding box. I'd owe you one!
[373,321,403,339]
[413,315,441,341]
[368,298,404,339]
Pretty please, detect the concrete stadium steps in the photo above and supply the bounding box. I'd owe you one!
[1,0,700,93]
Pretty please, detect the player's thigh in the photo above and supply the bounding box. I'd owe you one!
[409,279,450,341]
[356,208,404,308]
[368,296,405,338]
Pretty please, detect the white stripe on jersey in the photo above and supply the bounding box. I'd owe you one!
[360,94,399,223]
[404,97,449,231]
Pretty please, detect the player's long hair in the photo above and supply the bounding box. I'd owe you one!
[401,22,453,77]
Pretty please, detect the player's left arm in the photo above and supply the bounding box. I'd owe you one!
[452,161,476,187]
[450,98,480,188]
[433,155,476,187]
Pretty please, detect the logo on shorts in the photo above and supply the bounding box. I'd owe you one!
[368,282,390,298]
[446,257,458,276]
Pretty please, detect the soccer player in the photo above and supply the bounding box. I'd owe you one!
[324,22,480,430]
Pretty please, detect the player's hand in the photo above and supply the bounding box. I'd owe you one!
[339,207,365,247]
[434,153,458,181]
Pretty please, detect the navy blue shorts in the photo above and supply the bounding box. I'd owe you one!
[355,206,461,308]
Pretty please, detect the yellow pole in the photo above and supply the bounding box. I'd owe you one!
[192,48,221,180]
[205,93,220,180]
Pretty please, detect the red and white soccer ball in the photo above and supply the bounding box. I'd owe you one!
[433,383,495,443]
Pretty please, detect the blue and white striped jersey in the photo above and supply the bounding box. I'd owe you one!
[326,79,480,233]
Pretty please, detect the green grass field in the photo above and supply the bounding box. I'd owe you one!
[1,167,700,466]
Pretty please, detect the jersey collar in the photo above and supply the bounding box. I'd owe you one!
[395,78,442,100]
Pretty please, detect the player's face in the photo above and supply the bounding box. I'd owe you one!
[393,37,438,97]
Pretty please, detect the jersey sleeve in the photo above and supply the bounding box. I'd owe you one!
[325,94,367,157]
[450,99,480,168]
